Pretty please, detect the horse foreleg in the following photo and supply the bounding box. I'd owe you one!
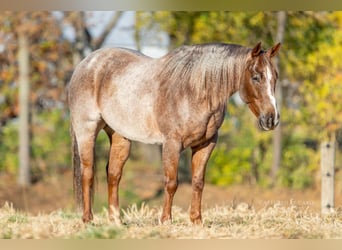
[105,128,131,224]
[190,133,218,224]
[160,140,181,224]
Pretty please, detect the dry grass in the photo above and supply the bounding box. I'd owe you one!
[1,201,342,239]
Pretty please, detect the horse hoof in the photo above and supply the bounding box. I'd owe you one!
[82,218,91,223]
[82,213,93,223]
[191,218,203,226]
[159,217,172,225]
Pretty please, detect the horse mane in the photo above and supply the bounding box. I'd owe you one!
[158,43,251,109]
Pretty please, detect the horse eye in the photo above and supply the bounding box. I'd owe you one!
[252,75,261,83]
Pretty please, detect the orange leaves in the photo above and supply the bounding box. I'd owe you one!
[0,12,73,124]
[0,68,16,83]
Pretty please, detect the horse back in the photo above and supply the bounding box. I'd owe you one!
[68,47,150,104]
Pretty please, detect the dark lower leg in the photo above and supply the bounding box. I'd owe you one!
[80,143,95,223]
[82,166,94,223]
[190,177,204,224]
[190,134,217,224]
[160,140,181,224]
[106,131,131,223]
[161,177,178,223]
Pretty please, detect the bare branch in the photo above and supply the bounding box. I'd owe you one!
[91,11,124,50]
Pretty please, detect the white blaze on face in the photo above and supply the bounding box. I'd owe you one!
[266,66,278,123]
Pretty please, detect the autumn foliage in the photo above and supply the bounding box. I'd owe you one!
[0,11,341,190]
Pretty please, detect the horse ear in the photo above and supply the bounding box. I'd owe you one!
[251,42,262,57]
[267,43,281,58]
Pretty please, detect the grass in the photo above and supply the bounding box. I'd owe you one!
[1,201,342,239]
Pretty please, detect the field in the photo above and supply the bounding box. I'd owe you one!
[1,201,342,239]
[1,167,342,239]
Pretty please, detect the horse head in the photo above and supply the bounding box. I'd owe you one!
[239,42,281,131]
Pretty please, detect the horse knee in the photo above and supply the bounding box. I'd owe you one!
[165,179,178,194]
[192,177,204,192]
[107,168,122,185]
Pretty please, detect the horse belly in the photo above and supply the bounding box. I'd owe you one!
[100,90,163,145]
[110,115,163,145]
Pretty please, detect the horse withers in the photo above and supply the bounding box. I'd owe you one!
[68,42,281,224]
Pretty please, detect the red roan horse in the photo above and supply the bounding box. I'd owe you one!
[68,42,281,224]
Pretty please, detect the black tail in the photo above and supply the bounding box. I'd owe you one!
[71,124,82,209]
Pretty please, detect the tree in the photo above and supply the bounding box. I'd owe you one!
[271,11,287,182]
[62,11,123,65]
[0,12,73,126]
[299,12,342,140]
[0,11,180,187]
[0,11,127,184]
[17,31,30,187]
[299,13,342,190]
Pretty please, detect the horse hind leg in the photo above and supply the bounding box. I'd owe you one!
[72,117,104,223]
[104,126,131,225]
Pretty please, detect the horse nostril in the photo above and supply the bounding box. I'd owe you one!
[258,116,270,131]
[259,114,279,131]
[267,116,273,128]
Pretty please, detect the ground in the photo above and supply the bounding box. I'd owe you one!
[0,165,339,216]
[1,167,342,239]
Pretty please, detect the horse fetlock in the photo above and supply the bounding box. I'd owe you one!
[82,212,93,223]
[191,218,203,226]
[190,210,202,225]
[159,215,172,225]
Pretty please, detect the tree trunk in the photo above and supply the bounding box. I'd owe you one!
[18,33,31,187]
[135,12,142,52]
[271,11,287,182]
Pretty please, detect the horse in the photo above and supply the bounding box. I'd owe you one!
[68,41,281,224]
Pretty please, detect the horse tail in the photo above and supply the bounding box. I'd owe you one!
[70,123,82,209]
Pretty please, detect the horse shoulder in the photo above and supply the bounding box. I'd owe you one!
[184,106,225,148]
[155,93,225,148]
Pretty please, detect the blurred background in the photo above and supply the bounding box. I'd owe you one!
[0,11,341,214]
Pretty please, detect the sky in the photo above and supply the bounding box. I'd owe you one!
[85,11,169,58]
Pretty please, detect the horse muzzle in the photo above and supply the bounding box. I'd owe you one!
[258,113,280,131]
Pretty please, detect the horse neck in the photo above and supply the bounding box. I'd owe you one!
[202,49,249,110]
[223,52,249,98]
[157,45,249,110]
